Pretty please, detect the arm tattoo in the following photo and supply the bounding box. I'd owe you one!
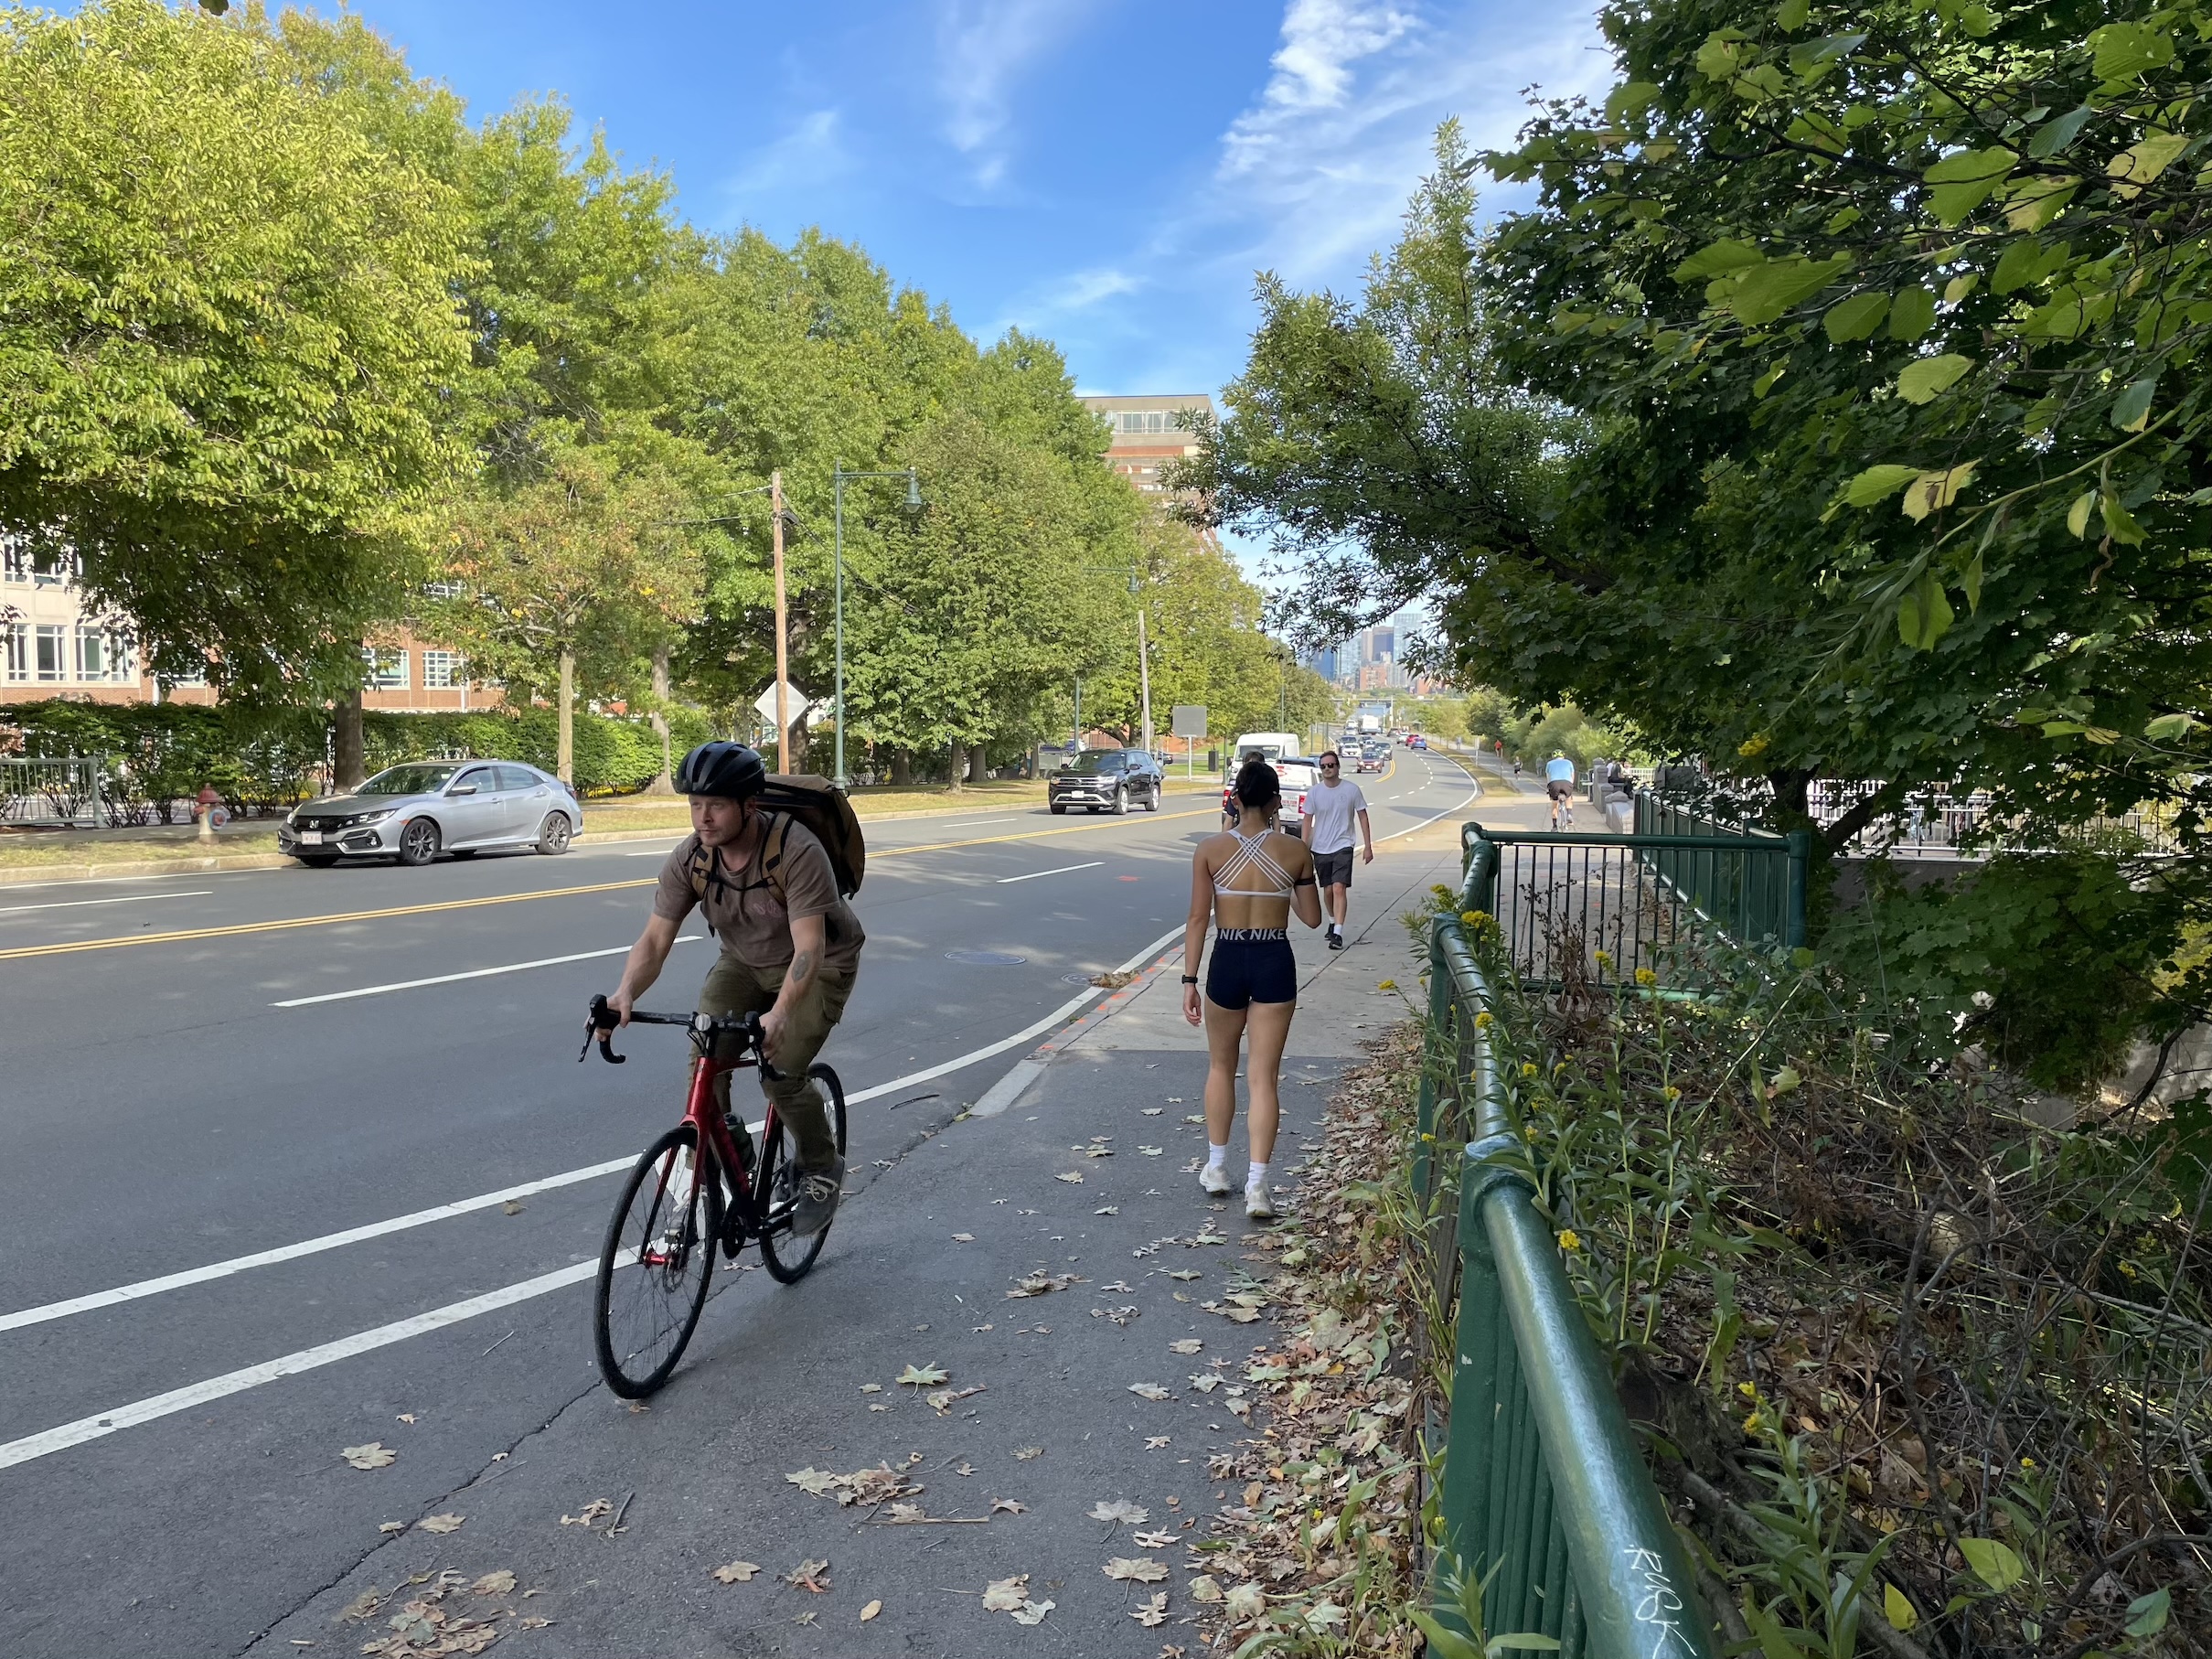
[787,948,817,990]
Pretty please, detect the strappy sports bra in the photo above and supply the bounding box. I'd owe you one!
[1213,829,1316,898]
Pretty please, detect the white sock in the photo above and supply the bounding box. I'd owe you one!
[1245,1161,1269,1192]
[1205,1144,1228,1172]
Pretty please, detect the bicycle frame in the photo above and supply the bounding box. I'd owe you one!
[647,1031,778,1264]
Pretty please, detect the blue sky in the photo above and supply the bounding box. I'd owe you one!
[341,0,1612,400]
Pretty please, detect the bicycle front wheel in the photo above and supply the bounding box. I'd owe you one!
[593,1125,722,1398]
[757,1064,848,1284]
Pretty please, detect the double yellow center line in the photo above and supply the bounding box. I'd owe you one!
[0,803,1230,963]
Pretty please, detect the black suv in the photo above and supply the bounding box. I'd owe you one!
[1048,748,1164,815]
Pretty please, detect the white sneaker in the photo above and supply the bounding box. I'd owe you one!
[1245,1185,1277,1221]
[1199,1163,1233,1197]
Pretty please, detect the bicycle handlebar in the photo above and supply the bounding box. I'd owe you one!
[579,993,777,1077]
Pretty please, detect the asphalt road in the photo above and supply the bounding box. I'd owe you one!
[0,751,1478,1658]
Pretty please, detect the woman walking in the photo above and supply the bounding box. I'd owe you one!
[1181,757,1323,1218]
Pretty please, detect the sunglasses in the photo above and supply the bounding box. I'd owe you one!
[1320,761,1340,770]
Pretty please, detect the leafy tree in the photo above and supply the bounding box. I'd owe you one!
[434,443,696,782]
[841,413,1125,783]
[0,0,476,700]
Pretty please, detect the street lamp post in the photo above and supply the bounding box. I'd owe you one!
[831,463,922,788]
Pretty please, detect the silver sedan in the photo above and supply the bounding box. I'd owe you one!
[279,760,582,868]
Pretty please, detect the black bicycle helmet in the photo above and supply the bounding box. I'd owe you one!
[675,741,767,800]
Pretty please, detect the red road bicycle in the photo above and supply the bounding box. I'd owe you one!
[579,993,848,1397]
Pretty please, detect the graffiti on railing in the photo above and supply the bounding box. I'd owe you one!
[1624,1547,1694,1659]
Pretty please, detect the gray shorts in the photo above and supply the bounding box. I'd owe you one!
[1313,847,1354,889]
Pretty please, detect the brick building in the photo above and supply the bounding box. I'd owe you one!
[1076,392,1214,495]
[0,543,490,712]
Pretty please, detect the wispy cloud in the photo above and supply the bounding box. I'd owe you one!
[722,107,850,202]
[1221,0,1419,177]
[934,0,1093,189]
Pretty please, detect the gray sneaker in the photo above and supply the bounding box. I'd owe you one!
[789,1156,845,1237]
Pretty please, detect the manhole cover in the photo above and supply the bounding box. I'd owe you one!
[945,949,1027,966]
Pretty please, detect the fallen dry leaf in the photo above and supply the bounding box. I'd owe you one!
[1128,1382,1171,1400]
[1085,1146,1114,1158]
[860,1599,882,1622]
[394,1414,416,1425]
[991,1497,1027,1515]
[517,1615,551,1631]
[926,1384,987,1412]
[1189,1574,1224,1603]
[340,1592,382,1621]
[1166,1269,1202,1281]
[469,1571,516,1597]
[561,1499,614,1526]
[1014,1447,1044,1461]
[1006,1272,1079,1298]
[1141,1107,1164,1116]
[859,1382,882,1394]
[1091,1499,1149,1525]
[1095,1204,1120,1215]
[981,1575,1031,1612]
[502,1199,524,1216]
[1054,1172,1084,1183]
[785,1467,839,1494]
[1106,1557,1170,1583]
[1145,1436,1171,1450]
[340,1442,396,1471]
[1224,1581,1266,1620]
[419,1515,465,1535]
[786,1558,831,1593]
[1191,1374,1223,1392]
[1139,1146,1164,1156]
[1010,1598,1053,1626]
[711,1560,760,1584]
[884,1502,927,1524]
[1169,1338,1203,1354]
[1133,1590,1170,1626]
[377,1521,406,1535]
[1134,1528,1175,1547]
[951,1233,974,1242]
[894,1363,949,1388]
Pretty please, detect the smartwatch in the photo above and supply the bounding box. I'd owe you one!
[1181,974,1200,984]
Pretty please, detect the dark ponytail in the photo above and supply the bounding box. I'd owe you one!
[1233,757,1281,811]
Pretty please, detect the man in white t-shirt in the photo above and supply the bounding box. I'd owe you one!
[1299,751,1373,951]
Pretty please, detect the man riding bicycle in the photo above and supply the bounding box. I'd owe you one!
[607,742,862,1237]
[1545,751,1577,829]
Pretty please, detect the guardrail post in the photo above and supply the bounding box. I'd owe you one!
[1784,830,1811,949]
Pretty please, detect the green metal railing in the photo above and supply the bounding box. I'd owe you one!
[1462,821,1806,988]
[1412,839,1728,1659]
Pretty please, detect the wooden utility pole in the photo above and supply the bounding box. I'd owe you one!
[771,469,789,775]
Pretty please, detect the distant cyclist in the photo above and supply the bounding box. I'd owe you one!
[606,743,863,1237]
[1545,751,1577,829]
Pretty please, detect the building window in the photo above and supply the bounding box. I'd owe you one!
[76,626,110,681]
[5,624,24,680]
[422,650,460,689]
[1,541,26,583]
[167,661,208,689]
[422,580,463,601]
[364,648,410,690]
[1147,412,1166,433]
[35,625,66,680]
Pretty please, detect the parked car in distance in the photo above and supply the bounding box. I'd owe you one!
[1048,747,1164,815]
[280,760,581,868]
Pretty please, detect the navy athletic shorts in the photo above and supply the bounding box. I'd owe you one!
[1206,929,1298,1009]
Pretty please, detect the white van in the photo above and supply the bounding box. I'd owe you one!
[1230,732,1299,764]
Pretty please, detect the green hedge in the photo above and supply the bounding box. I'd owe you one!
[1,701,722,820]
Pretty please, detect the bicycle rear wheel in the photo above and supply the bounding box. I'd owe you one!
[756,1064,848,1284]
[593,1125,722,1397]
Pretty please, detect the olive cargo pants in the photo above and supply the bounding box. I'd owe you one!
[695,953,853,1172]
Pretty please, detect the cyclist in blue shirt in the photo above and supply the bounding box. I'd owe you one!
[1544,752,1576,830]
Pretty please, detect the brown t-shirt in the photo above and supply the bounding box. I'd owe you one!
[653,819,864,976]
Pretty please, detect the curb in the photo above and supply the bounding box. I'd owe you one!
[963,943,1188,1118]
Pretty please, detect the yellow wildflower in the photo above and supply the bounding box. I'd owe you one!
[1377,979,1398,991]
[1744,1411,1766,1435]
[1557,1229,1581,1252]
[1522,1063,1539,1078]
[2020,1457,2036,1470]
[1738,732,1770,758]
[1635,968,1657,987]
[1593,949,1613,970]
[1474,1011,1494,1030]
[1662,1085,1682,1103]
[1737,1381,1758,1398]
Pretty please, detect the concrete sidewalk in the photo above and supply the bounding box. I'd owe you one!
[240,840,1464,1659]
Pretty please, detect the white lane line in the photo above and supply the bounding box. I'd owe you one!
[995,861,1103,885]
[0,889,212,916]
[0,870,236,894]
[0,1163,631,1333]
[1375,765,1480,844]
[0,1255,628,1471]
[0,922,1190,1470]
[843,922,1181,1102]
[269,937,703,1008]
[3,923,1183,1339]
